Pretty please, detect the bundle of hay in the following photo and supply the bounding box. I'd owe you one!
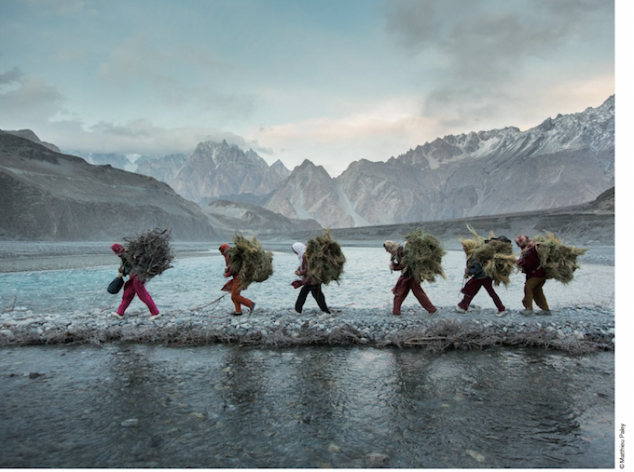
[402,229,447,283]
[123,228,174,281]
[463,225,517,286]
[227,234,274,290]
[306,230,346,285]
[532,232,588,284]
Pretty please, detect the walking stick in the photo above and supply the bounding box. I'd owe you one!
[190,293,228,311]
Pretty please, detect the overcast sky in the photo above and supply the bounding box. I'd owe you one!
[0,0,617,176]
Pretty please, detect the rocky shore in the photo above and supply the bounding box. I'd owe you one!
[0,304,614,355]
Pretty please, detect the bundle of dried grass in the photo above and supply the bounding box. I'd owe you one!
[306,229,346,285]
[462,226,516,286]
[402,229,447,283]
[228,234,274,290]
[532,232,588,284]
[123,228,174,281]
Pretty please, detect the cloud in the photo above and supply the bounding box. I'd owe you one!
[0,66,23,84]
[384,0,615,123]
[54,119,263,157]
[252,99,445,175]
[0,67,265,159]
[0,70,67,127]
[96,35,256,123]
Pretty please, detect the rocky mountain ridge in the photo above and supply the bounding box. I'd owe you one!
[68,142,291,207]
[0,132,218,241]
[2,128,61,153]
[170,140,290,204]
[3,95,615,233]
[266,95,614,228]
[263,160,370,228]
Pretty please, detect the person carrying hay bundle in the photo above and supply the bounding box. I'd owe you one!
[532,232,588,285]
[456,238,508,317]
[110,227,173,320]
[305,230,346,286]
[291,242,331,314]
[515,235,550,314]
[383,229,442,316]
[219,234,272,316]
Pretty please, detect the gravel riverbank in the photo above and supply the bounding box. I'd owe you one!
[0,304,614,354]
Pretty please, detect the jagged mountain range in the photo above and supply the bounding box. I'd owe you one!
[72,141,291,206]
[265,95,614,228]
[0,131,320,240]
[2,95,615,236]
[60,95,614,230]
[170,140,290,204]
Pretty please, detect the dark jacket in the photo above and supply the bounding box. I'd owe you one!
[118,254,133,277]
[466,256,486,279]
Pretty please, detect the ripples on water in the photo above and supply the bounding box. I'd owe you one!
[0,247,615,314]
[0,344,614,468]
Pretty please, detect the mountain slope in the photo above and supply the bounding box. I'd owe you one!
[286,187,615,248]
[331,95,614,227]
[201,199,321,234]
[264,160,370,229]
[135,153,188,187]
[3,129,61,153]
[0,132,218,241]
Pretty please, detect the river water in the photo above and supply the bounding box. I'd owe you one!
[0,344,614,468]
[0,246,615,315]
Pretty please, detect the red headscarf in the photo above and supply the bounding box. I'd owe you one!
[219,243,231,255]
[111,243,125,256]
[514,235,533,250]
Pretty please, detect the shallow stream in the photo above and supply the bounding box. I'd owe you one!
[0,344,614,468]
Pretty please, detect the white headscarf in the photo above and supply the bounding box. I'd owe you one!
[291,242,306,268]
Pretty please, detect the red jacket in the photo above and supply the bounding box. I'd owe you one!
[517,245,546,279]
[219,243,235,292]
[391,246,415,281]
[219,243,234,277]
[298,253,317,286]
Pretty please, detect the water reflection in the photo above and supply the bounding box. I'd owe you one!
[0,344,613,468]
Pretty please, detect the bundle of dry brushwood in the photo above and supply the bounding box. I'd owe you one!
[532,232,587,284]
[123,228,174,281]
[462,225,517,286]
[227,234,274,290]
[401,229,447,283]
[306,230,346,285]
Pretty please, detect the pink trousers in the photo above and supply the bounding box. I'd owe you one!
[117,274,159,316]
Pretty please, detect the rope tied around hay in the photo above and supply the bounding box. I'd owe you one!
[306,229,346,285]
[402,229,447,283]
[123,228,174,282]
[227,234,274,290]
[532,232,588,284]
